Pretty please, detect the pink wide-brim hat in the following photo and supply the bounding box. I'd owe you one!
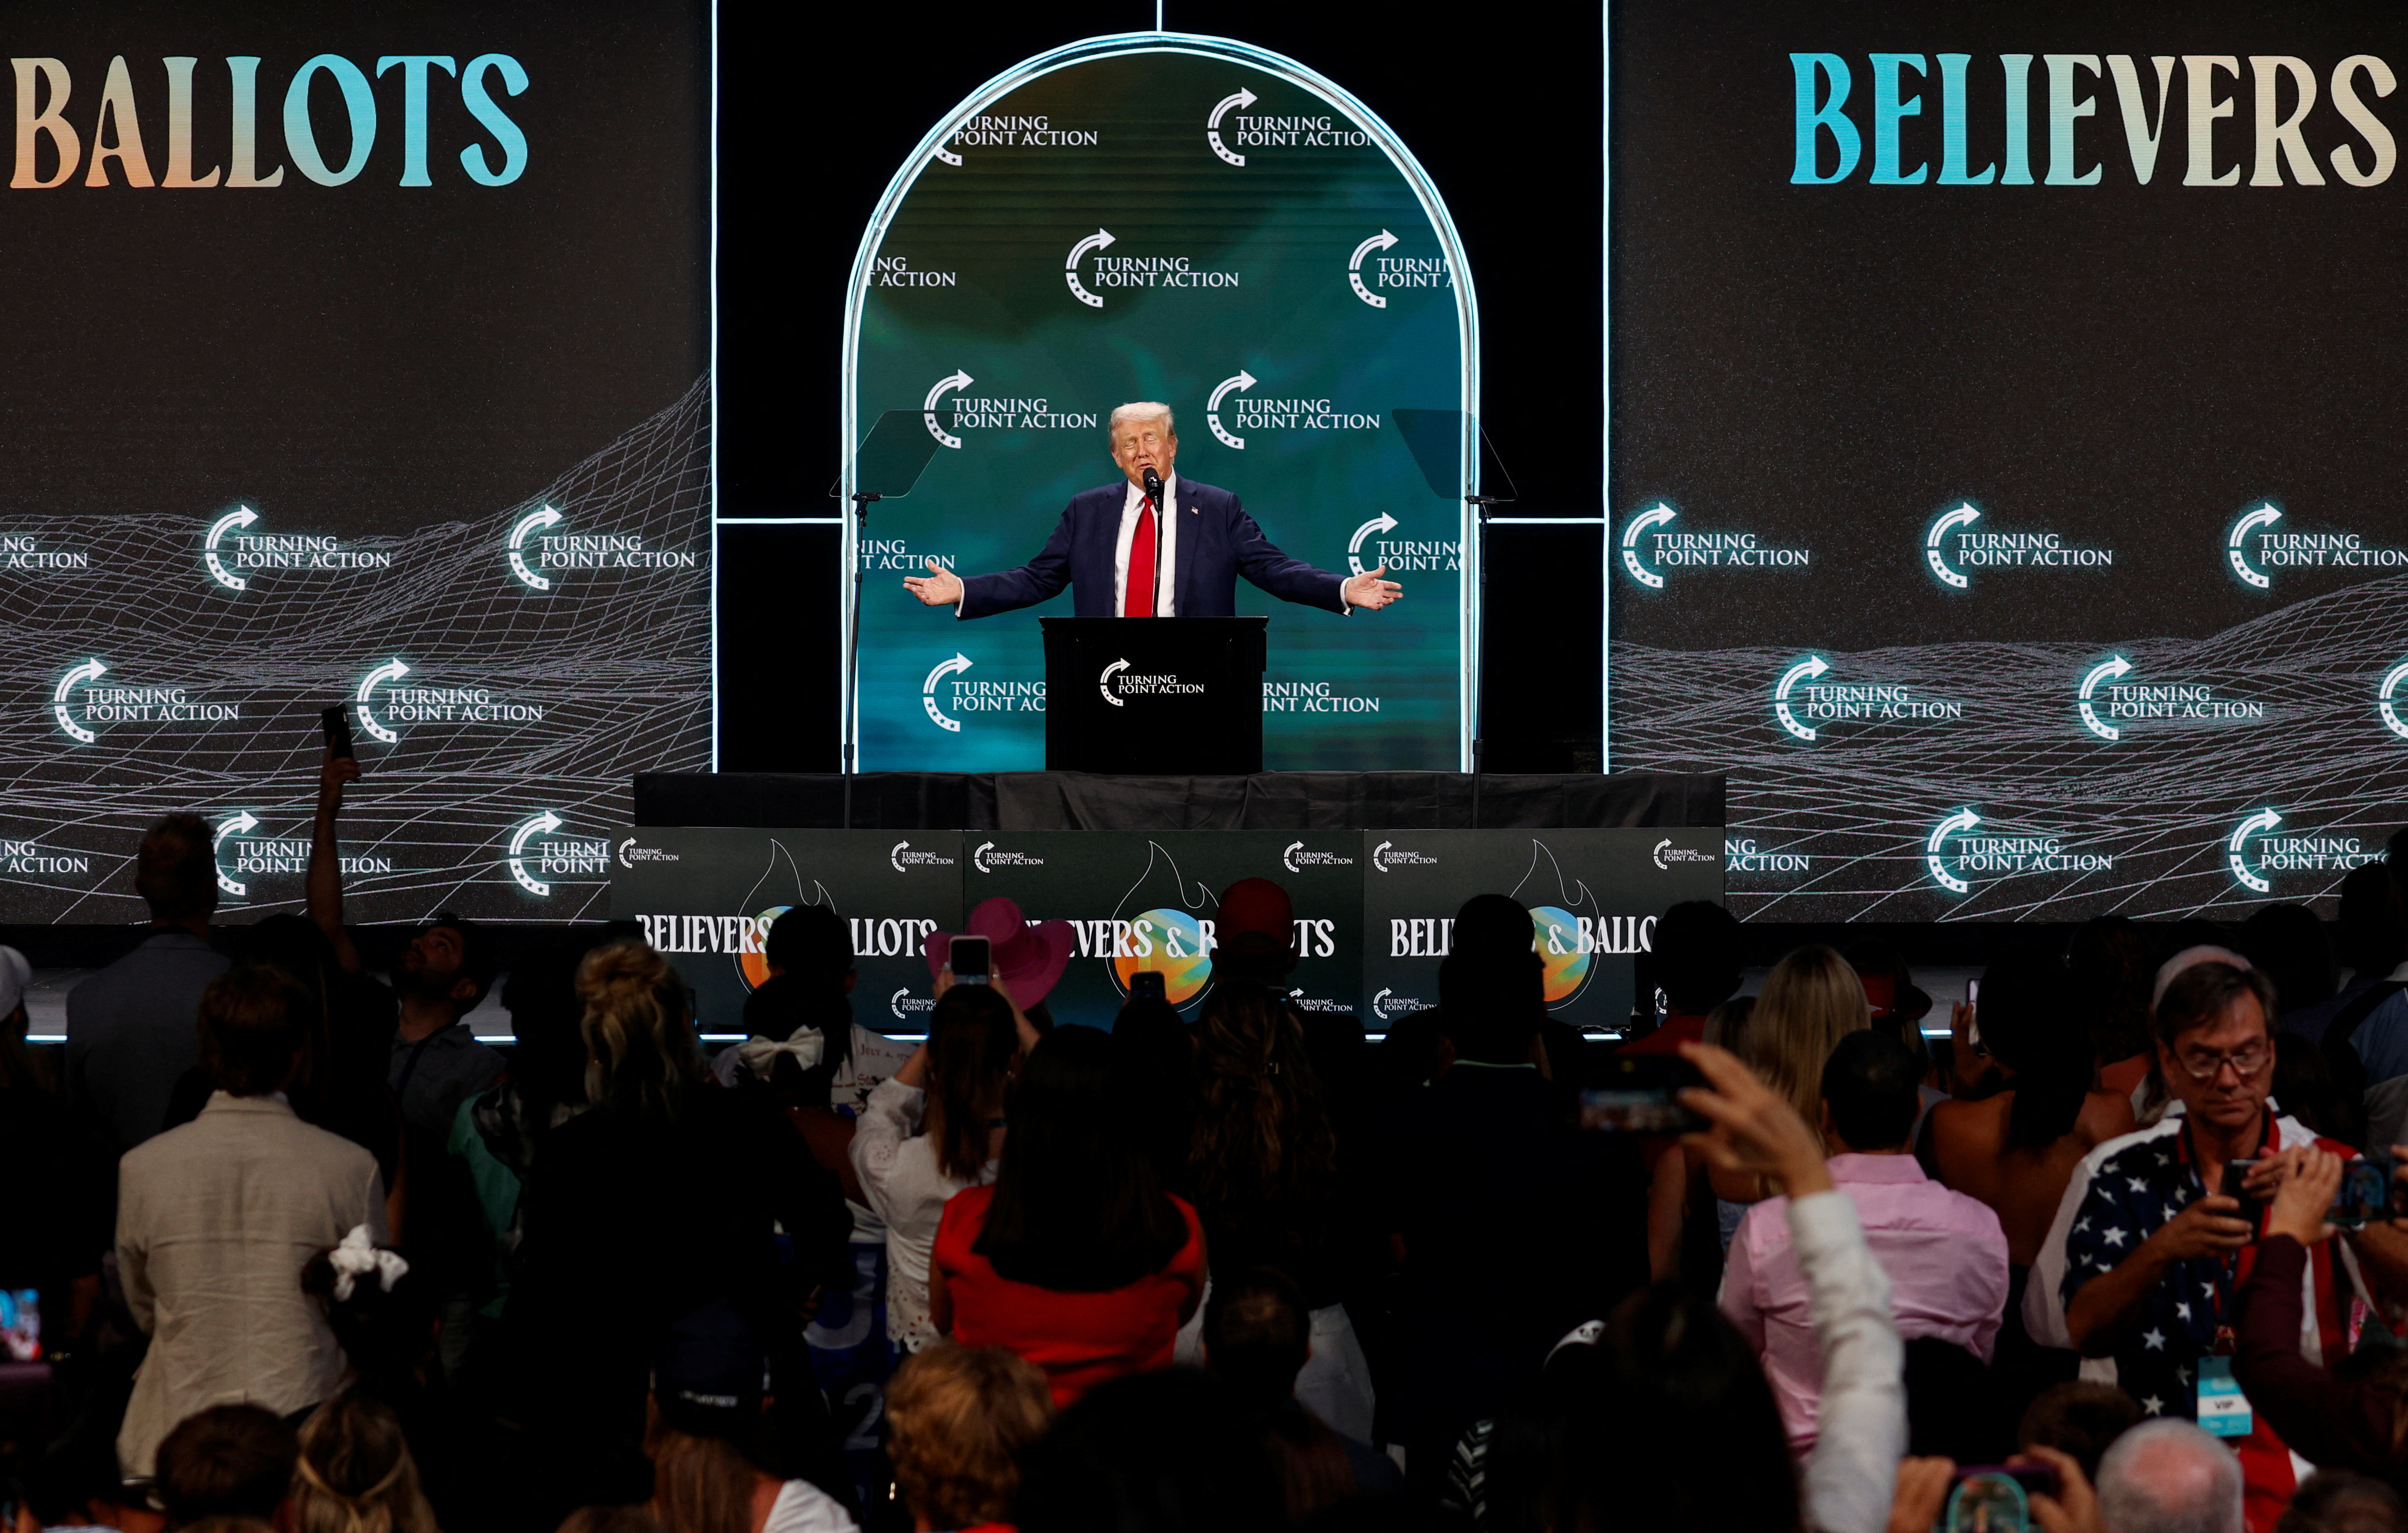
[925,896,1076,1007]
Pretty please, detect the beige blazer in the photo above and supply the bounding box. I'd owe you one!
[115,1092,387,1477]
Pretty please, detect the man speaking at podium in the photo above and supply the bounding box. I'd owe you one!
[903,402,1404,619]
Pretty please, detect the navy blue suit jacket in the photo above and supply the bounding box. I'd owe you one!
[956,478,1346,619]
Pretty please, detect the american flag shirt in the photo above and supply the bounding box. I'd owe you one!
[2055,1114,2265,1421]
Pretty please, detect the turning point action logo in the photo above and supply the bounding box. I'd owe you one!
[1923,501,2112,590]
[1772,655,1961,741]
[922,652,1043,732]
[1205,85,1369,165]
[1204,367,1380,451]
[2226,501,2408,590]
[1063,227,1237,309]
[2076,655,2262,743]
[1347,229,1449,308]
[921,369,1097,449]
[1619,502,1809,589]
[506,504,697,590]
[507,812,607,897]
[2227,810,2374,893]
[1924,807,2111,896]
[205,505,392,590]
[51,658,239,744]
[1100,658,1202,706]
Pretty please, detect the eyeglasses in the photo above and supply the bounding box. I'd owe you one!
[2171,1044,2271,1083]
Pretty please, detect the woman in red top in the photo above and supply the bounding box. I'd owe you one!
[930,1025,1206,1407]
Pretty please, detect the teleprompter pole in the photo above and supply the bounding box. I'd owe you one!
[842,492,880,831]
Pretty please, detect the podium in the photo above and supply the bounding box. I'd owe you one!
[1042,617,1267,773]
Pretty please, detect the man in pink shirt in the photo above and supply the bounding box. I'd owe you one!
[1720,1030,2010,1452]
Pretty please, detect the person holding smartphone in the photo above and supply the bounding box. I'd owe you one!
[2230,1145,2408,1482]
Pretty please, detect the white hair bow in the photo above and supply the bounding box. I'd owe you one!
[328,1224,408,1301]
[736,1025,826,1083]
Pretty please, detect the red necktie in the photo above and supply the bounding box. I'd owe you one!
[1124,496,1157,617]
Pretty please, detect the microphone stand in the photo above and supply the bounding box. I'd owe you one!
[1467,492,1509,828]
[843,491,879,831]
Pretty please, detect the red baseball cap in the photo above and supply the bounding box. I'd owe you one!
[1217,877,1294,951]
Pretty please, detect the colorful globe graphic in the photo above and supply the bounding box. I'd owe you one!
[1529,906,1591,1004]
[738,904,792,991]
[1113,907,1213,1004]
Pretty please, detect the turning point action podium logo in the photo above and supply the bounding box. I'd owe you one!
[2226,810,2375,894]
[1924,808,2112,896]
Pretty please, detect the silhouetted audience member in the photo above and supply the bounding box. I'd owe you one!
[2245,904,2342,1026]
[1016,1369,1285,1533]
[931,1025,1204,1407]
[240,913,401,1185]
[1188,979,1368,1437]
[1204,1268,1402,1522]
[1377,942,1645,1485]
[2016,1380,2144,1484]
[1921,946,2136,1436]
[882,1343,1053,1533]
[512,941,852,1515]
[0,945,113,1373]
[116,964,388,1477]
[1107,990,1195,1197]
[2290,862,2407,1046]
[2065,914,2159,1097]
[65,812,230,1152]
[154,1404,299,1529]
[1626,900,1743,1056]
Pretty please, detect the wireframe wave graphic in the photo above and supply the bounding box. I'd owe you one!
[1616,574,2408,922]
[0,377,713,924]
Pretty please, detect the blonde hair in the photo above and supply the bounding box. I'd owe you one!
[292,1395,438,1533]
[1748,946,1871,1137]
[885,1344,1053,1529]
[642,1408,752,1533]
[578,939,701,1121]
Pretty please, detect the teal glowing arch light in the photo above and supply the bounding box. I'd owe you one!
[838,31,1481,772]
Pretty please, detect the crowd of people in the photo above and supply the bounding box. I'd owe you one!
[11,769,2408,1533]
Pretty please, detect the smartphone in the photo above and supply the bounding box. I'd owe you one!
[1129,970,1166,1002]
[1580,1055,1707,1134]
[0,1287,39,1363]
[2223,1157,2400,1230]
[1939,1465,2059,1533]
[320,703,356,761]
[948,935,991,985]
[1966,978,1981,1006]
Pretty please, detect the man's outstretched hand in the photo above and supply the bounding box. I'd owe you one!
[904,558,964,608]
[1343,564,1403,610]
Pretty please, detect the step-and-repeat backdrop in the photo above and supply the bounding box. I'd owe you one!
[0,3,708,923]
[613,827,1723,1033]
[1613,2,2408,920]
[845,36,1475,774]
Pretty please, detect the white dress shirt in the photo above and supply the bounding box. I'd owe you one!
[1112,473,1178,616]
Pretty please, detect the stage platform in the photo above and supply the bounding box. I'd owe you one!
[633,771,1723,832]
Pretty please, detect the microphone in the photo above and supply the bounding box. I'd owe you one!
[1142,466,1163,503]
